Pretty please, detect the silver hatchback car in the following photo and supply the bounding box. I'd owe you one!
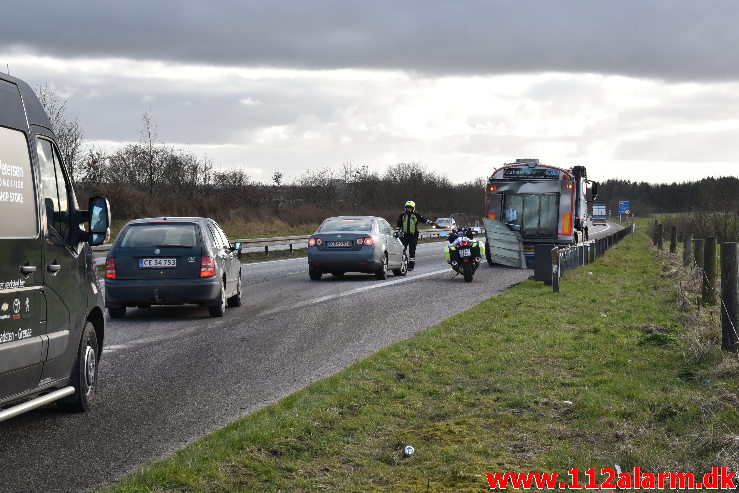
[307,216,408,280]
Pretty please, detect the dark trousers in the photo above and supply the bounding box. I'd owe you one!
[401,234,419,260]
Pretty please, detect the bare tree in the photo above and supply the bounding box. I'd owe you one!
[139,111,163,196]
[35,83,84,182]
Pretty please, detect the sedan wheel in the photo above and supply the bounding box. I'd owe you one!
[375,254,388,280]
[392,252,408,277]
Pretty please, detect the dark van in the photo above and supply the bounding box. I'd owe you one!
[0,74,110,422]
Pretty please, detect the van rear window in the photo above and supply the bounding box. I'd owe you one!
[119,223,199,248]
[0,126,37,238]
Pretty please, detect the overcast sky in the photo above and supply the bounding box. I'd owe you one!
[2,0,738,184]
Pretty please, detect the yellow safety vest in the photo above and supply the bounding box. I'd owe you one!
[402,213,419,234]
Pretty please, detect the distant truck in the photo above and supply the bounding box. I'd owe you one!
[591,203,607,226]
[483,158,598,267]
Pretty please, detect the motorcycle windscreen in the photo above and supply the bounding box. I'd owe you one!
[503,193,559,238]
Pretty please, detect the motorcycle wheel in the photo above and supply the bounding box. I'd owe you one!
[462,262,473,282]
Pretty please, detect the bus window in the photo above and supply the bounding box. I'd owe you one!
[503,193,559,237]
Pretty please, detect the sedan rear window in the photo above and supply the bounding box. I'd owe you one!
[318,218,373,232]
[119,223,199,248]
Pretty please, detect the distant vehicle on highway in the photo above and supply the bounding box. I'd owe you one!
[0,73,111,422]
[307,216,408,280]
[104,217,242,318]
[434,217,457,230]
[591,203,607,226]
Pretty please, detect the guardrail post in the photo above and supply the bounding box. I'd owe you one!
[289,244,293,253]
[669,226,677,253]
[702,237,717,305]
[589,241,595,263]
[264,245,269,257]
[552,247,560,293]
[657,224,664,250]
[683,233,693,267]
[720,242,739,351]
[577,245,585,267]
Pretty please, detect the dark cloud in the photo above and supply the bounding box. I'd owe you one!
[2,0,739,80]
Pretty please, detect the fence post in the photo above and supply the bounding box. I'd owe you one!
[693,239,705,268]
[669,226,677,253]
[657,224,664,250]
[702,237,717,305]
[720,242,738,351]
[683,233,693,267]
[552,247,560,293]
[653,219,658,245]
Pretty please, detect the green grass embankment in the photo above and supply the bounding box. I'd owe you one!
[105,220,739,492]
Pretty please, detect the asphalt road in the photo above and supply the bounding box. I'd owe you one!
[0,239,533,493]
[0,221,623,493]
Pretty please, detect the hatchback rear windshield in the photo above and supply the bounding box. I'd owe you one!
[318,218,373,232]
[119,223,199,248]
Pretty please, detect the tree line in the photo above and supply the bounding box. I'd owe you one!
[39,84,737,233]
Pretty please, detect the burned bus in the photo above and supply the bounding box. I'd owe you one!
[483,159,598,267]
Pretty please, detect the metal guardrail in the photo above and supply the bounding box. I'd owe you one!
[92,228,466,258]
[536,222,635,292]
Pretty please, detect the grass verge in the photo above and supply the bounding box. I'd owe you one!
[105,221,739,492]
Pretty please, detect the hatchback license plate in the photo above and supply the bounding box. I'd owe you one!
[139,258,177,268]
[459,248,471,257]
[327,241,352,247]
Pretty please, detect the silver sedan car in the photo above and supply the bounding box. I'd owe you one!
[307,216,408,280]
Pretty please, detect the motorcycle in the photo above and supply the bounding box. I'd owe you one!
[443,228,485,282]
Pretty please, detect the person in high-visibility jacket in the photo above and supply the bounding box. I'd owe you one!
[396,200,434,270]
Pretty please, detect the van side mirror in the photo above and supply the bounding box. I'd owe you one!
[88,196,111,246]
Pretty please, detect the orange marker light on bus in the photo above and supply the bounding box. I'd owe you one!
[561,214,572,236]
[487,214,496,220]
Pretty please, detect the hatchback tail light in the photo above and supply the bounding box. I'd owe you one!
[200,256,216,278]
[105,258,116,279]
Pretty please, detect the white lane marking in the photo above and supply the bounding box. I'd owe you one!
[260,268,449,316]
[245,257,307,266]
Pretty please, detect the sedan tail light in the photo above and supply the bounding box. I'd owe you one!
[200,256,216,278]
[105,258,116,279]
[308,238,316,247]
[356,237,375,246]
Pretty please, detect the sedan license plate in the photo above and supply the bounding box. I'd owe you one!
[139,258,177,268]
[459,248,472,257]
[327,241,353,248]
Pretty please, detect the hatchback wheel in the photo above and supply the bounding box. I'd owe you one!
[209,281,226,317]
[227,274,242,307]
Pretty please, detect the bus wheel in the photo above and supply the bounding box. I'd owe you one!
[485,242,493,266]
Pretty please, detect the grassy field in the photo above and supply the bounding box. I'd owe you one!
[104,221,739,492]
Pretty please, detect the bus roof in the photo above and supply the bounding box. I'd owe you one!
[490,161,573,181]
